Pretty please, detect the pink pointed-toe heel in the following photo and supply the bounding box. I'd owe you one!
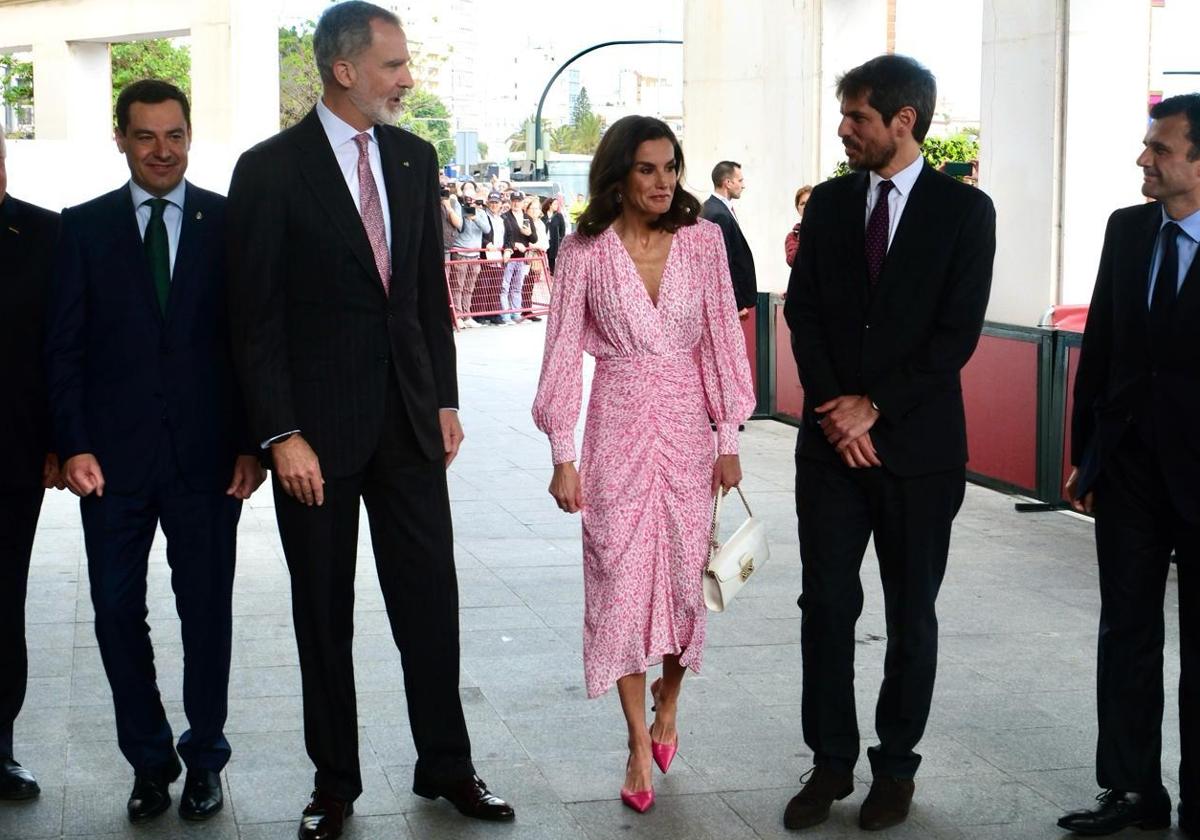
[648,678,679,773]
[650,732,678,774]
[620,786,655,813]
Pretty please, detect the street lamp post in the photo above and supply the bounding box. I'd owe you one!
[532,39,683,180]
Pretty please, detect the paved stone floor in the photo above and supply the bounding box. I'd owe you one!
[1,322,1186,840]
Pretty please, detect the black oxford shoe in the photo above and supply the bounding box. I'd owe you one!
[783,765,855,830]
[413,775,515,821]
[179,769,223,821]
[1057,787,1172,836]
[0,758,40,801]
[298,790,353,840]
[127,757,182,823]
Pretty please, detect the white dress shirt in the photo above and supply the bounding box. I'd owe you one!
[130,179,186,275]
[316,98,392,250]
[865,152,925,250]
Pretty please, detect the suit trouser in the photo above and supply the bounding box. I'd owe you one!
[1093,429,1198,811]
[795,454,965,778]
[80,434,241,775]
[0,487,45,759]
[273,381,474,803]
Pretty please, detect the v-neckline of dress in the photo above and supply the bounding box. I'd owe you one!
[609,226,676,310]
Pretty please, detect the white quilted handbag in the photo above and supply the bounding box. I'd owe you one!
[703,486,769,612]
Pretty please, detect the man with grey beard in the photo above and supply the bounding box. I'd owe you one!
[225,2,514,838]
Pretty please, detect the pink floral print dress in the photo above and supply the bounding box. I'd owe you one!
[532,220,756,698]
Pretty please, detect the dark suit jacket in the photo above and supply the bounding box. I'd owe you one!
[784,164,996,477]
[0,195,59,490]
[1071,201,1200,508]
[501,209,537,255]
[226,109,457,476]
[44,182,250,495]
[701,195,758,309]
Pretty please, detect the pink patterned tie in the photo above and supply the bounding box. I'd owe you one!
[354,132,391,294]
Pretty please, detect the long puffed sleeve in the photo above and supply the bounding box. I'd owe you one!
[697,221,757,454]
[532,233,589,463]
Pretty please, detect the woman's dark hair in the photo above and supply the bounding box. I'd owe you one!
[540,195,557,215]
[576,115,701,237]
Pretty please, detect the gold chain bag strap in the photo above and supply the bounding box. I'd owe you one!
[703,485,770,612]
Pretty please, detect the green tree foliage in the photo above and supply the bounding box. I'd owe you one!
[477,140,489,159]
[279,23,322,128]
[398,88,454,167]
[570,86,592,126]
[0,54,34,111]
[829,129,981,179]
[507,115,553,153]
[111,39,191,114]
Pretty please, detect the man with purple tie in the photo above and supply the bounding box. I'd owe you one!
[782,54,995,831]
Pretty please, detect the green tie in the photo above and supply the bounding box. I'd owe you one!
[143,198,171,315]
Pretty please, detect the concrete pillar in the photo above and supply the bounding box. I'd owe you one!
[980,0,1150,325]
[31,40,112,142]
[190,0,279,148]
[817,0,889,179]
[683,0,832,295]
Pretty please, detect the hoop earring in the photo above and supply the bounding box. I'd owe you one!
[616,192,623,204]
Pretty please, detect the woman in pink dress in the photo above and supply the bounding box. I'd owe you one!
[532,116,756,812]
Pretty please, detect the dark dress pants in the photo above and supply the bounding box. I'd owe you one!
[1093,428,1198,811]
[80,434,241,775]
[0,487,45,759]
[796,454,965,779]
[273,381,473,803]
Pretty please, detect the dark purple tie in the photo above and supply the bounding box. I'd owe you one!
[865,180,894,285]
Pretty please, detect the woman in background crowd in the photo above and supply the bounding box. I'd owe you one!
[543,196,567,273]
[784,184,812,268]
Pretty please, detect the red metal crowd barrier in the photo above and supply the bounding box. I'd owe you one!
[443,248,553,328]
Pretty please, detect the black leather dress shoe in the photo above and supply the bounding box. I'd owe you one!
[413,775,515,821]
[179,769,223,821]
[0,758,40,801]
[859,776,915,831]
[127,758,182,823]
[298,790,353,840]
[783,765,855,829]
[1057,788,1172,835]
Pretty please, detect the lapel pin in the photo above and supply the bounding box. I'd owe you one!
[402,161,410,167]
[195,211,203,220]
[7,226,19,235]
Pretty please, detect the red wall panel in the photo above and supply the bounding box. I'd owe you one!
[962,335,1040,491]
[774,306,805,419]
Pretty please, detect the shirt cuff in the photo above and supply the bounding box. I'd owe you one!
[716,422,740,455]
[440,407,458,412]
[549,430,577,465]
[261,429,300,449]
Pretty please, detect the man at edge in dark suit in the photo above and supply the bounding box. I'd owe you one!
[782,54,996,831]
[701,160,757,319]
[44,80,264,824]
[1057,93,1200,838]
[0,124,64,802]
[225,4,513,838]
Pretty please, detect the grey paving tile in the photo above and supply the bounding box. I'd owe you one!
[0,785,64,839]
[567,793,759,839]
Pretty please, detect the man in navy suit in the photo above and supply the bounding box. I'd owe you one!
[44,80,263,824]
[1058,93,1200,838]
[701,160,757,318]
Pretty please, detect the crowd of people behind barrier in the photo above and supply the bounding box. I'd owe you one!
[439,176,568,327]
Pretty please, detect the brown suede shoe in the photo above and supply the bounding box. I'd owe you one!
[859,776,915,830]
[783,765,855,830]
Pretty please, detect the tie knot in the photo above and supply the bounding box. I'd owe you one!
[354,132,371,155]
[877,180,894,198]
[143,197,168,216]
[1163,221,1182,240]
